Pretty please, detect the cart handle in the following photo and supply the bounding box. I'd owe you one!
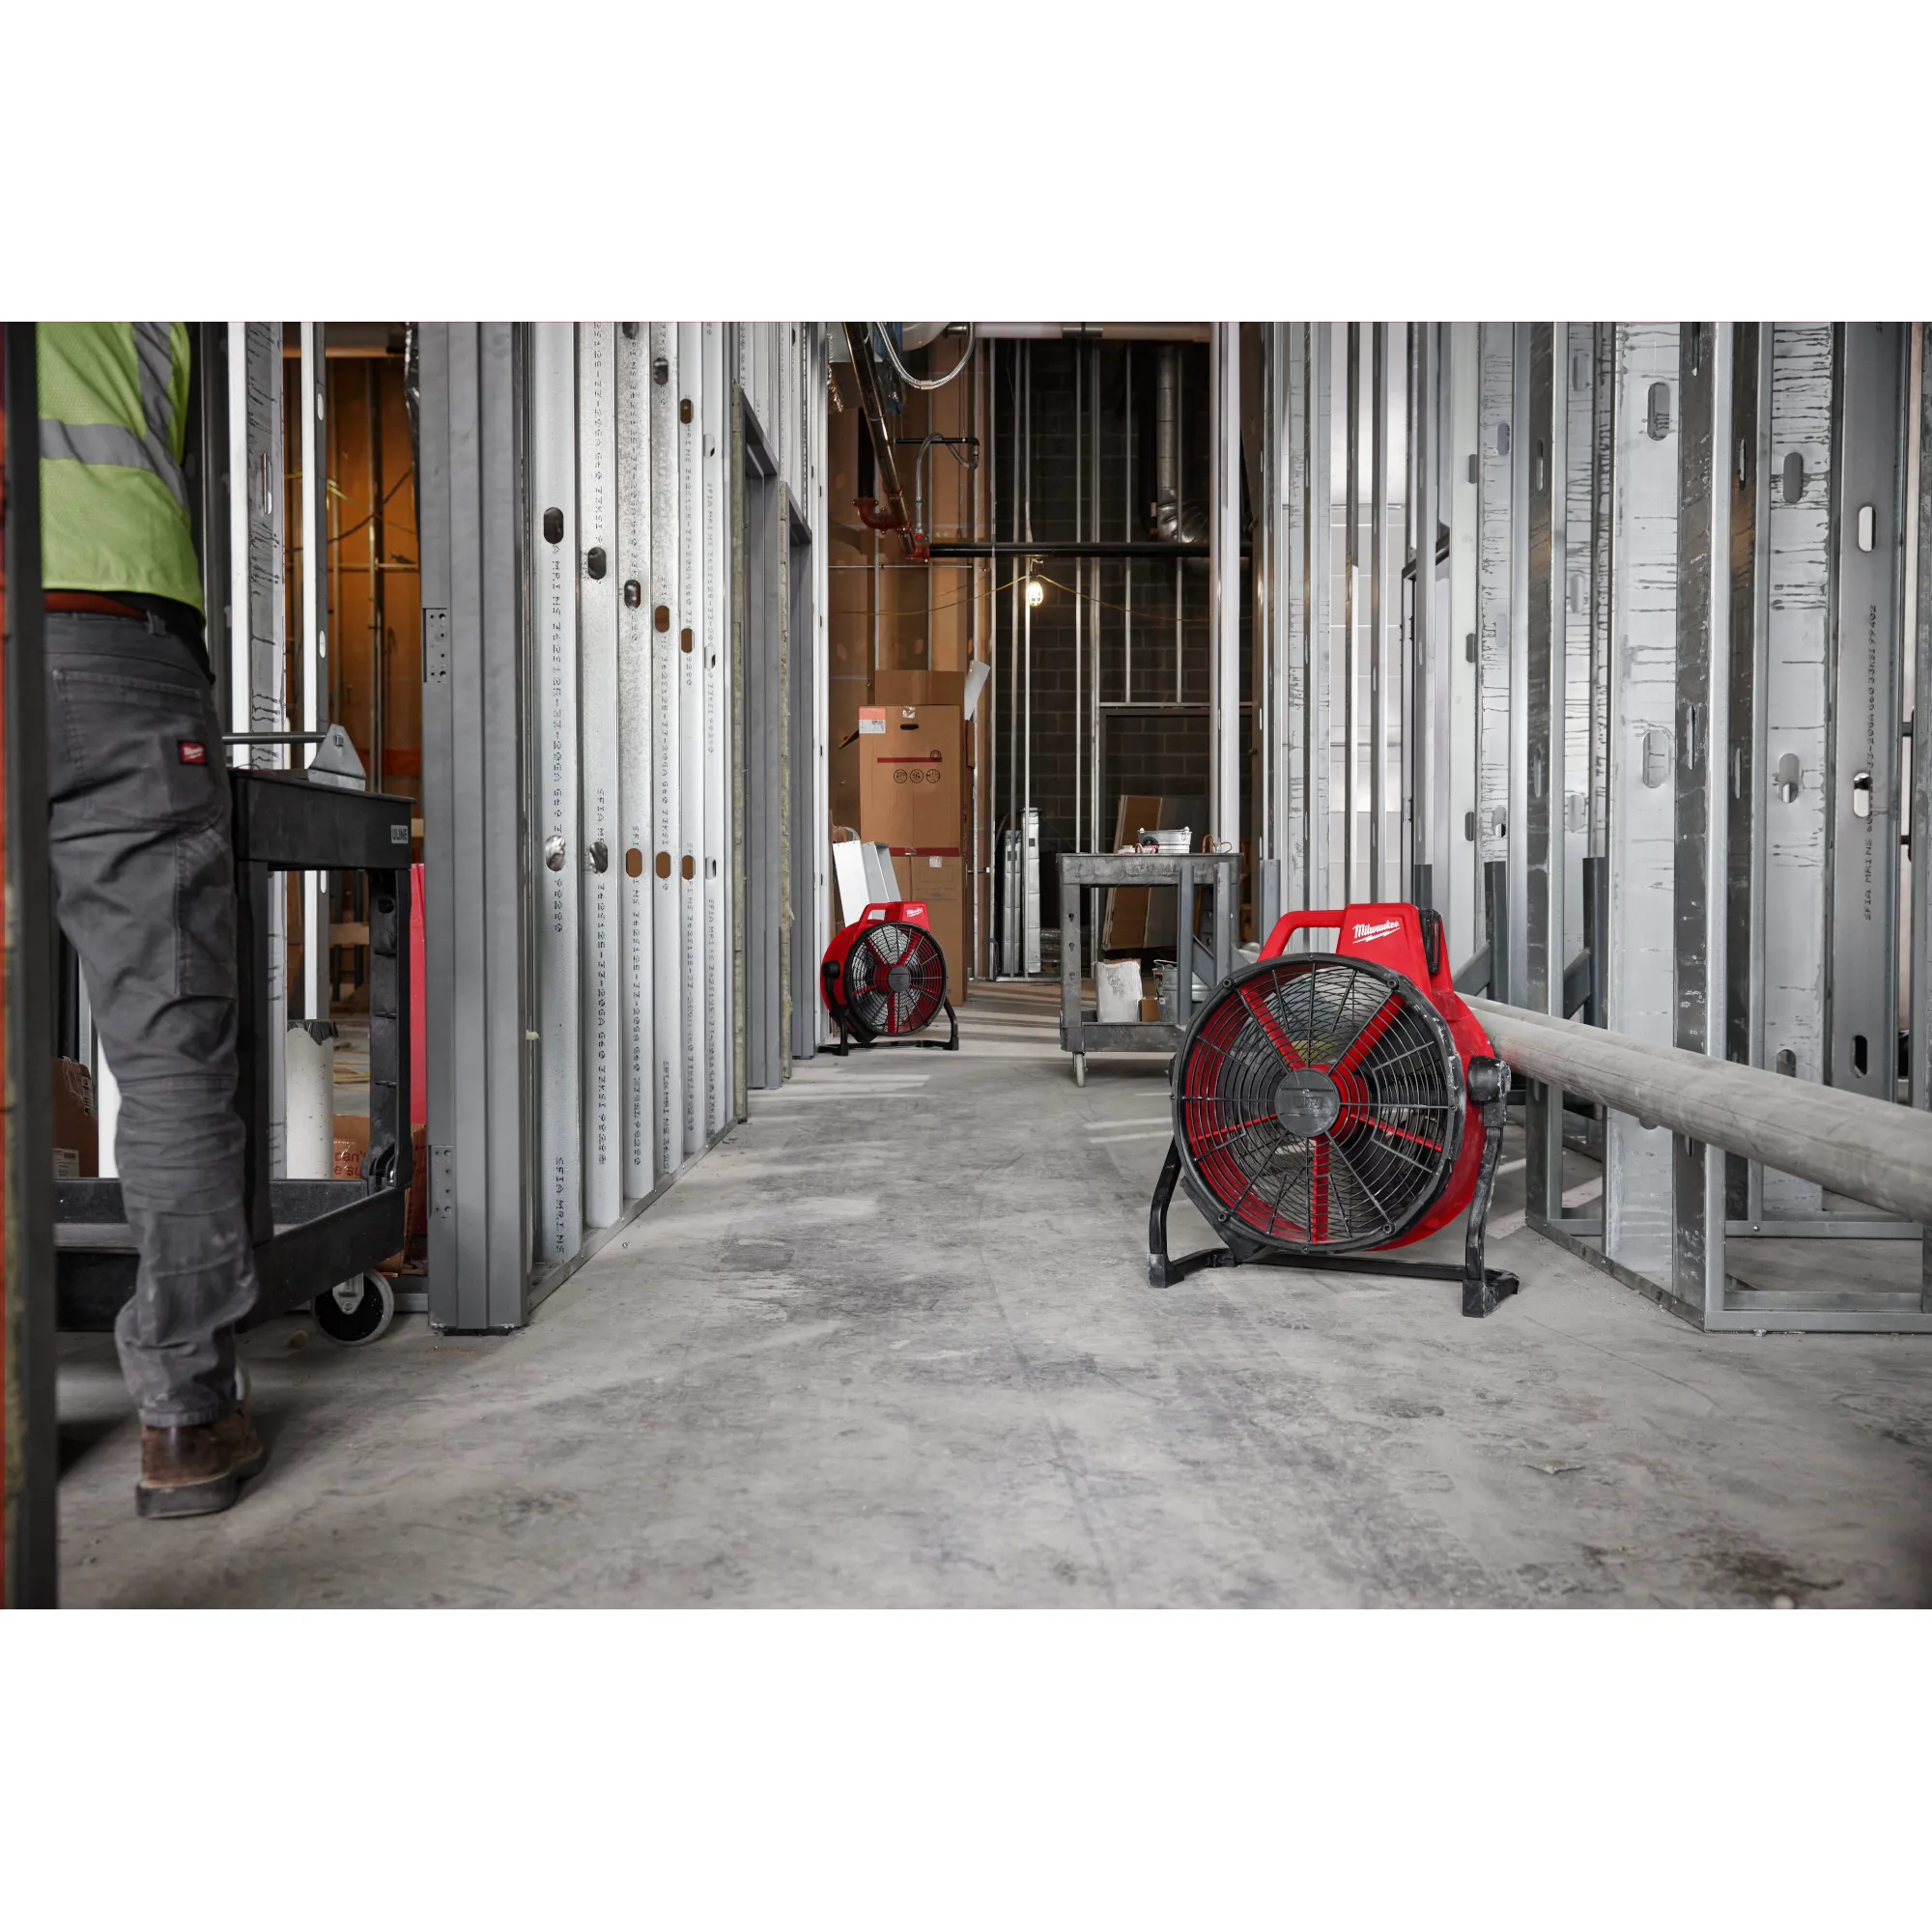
[1257,911,1343,961]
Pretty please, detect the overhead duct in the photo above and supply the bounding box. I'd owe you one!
[1151,343,1206,545]
[828,322,954,363]
[828,323,1209,356]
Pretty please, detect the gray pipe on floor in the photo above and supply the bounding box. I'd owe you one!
[1465,997,1932,1228]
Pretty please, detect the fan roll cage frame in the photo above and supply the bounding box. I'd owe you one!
[1149,902,1518,1318]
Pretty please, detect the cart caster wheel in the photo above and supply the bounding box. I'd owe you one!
[1073,1053,1087,1089]
[314,1272,395,1347]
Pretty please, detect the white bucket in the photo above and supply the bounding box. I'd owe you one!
[1096,958,1143,1024]
[285,1022,337,1180]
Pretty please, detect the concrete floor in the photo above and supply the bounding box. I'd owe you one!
[57,983,1932,1606]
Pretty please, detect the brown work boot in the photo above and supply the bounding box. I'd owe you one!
[136,1408,269,1519]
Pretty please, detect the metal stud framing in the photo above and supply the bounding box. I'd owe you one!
[420,323,530,1332]
[1476,322,1515,981]
[616,323,657,1202]
[650,324,685,1180]
[1240,315,1928,1329]
[228,323,288,1176]
[578,324,620,1231]
[1755,325,1834,1216]
[676,325,706,1159]
[1444,323,1480,963]
[417,320,823,1329]
[529,322,582,1267]
[702,323,729,1128]
[1604,323,1681,1285]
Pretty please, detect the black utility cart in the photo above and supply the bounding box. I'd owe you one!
[54,770,415,1350]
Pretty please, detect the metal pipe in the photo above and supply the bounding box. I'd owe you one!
[972,324,1211,342]
[1090,339,1101,865]
[367,359,385,797]
[1023,340,1032,820]
[1176,356,1184,703]
[1009,340,1019,848]
[929,539,1246,559]
[983,334,995,980]
[1468,997,1932,1228]
[1370,323,1386,897]
[1210,322,1241,852]
[1153,344,1179,542]
[840,324,917,554]
[1344,324,1360,900]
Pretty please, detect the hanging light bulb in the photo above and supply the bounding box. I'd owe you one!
[1026,577,1045,610]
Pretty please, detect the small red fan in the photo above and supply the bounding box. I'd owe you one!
[820,901,959,1055]
[1148,902,1517,1317]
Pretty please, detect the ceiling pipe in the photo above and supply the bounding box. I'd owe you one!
[839,323,922,560]
[829,323,1210,357]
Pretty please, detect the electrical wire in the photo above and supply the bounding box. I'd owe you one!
[873,324,975,393]
[1034,570,1212,627]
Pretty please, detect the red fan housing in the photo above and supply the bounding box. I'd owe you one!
[1151,901,1517,1316]
[820,901,953,1049]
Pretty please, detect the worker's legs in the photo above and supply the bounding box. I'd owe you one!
[44,612,258,1429]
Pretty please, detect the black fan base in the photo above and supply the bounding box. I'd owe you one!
[1147,1091,1519,1320]
[824,997,960,1058]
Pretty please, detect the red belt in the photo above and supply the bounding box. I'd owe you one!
[45,591,148,620]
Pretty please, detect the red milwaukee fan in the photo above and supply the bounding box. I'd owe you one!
[1148,901,1518,1317]
[820,900,959,1056]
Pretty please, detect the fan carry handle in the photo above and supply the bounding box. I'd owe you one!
[1261,904,1449,984]
[1257,911,1343,960]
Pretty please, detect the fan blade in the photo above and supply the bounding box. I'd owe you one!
[1237,980,1307,1070]
[1331,989,1403,1078]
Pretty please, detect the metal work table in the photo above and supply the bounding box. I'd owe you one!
[1056,850,1241,1086]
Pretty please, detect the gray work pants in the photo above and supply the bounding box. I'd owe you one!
[45,611,258,1427]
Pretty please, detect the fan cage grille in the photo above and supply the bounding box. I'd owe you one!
[1174,956,1462,1253]
[842,922,947,1037]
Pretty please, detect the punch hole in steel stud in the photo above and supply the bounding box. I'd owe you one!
[680,628,694,653]
[680,398,693,424]
[655,851,671,879]
[585,546,607,580]
[681,854,695,880]
[652,356,668,384]
[654,605,670,633]
[621,322,639,340]
[625,847,644,878]
[542,506,564,544]
[623,580,642,609]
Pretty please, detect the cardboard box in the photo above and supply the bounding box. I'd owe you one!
[52,1057,98,1179]
[858,702,962,857]
[901,854,966,1001]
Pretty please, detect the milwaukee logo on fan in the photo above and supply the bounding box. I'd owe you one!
[1351,918,1402,944]
[178,741,209,765]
